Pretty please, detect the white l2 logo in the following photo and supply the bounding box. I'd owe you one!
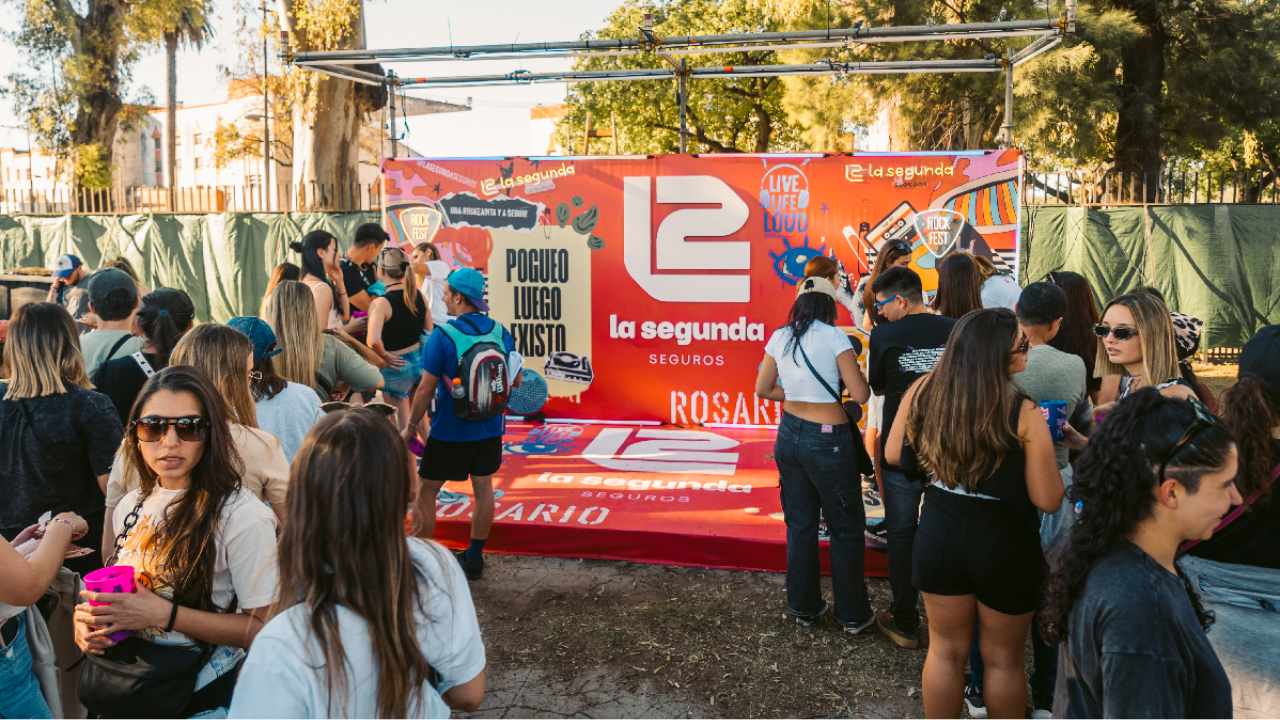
[582,428,740,475]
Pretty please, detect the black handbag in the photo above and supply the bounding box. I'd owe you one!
[796,341,876,476]
[78,500,214,719]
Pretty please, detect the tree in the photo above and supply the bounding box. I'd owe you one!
[213,3,294,175]
[163,8,213,192]
[554,0,805,154]
[279,0,385,209]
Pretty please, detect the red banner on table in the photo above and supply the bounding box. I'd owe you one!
[382,152,1022,424]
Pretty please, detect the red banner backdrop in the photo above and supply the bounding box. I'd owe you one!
[382,152,1022,424]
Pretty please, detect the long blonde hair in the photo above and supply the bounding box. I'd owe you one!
[1095,293,1181,388]
[265,280,322,389]
[379,247,420,317]
[171,324,258,428]
[3,302,93,400]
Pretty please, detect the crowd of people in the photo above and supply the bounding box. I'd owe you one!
[0,230,1275,719]
[761,251,1278,719]
[0,225,500,718]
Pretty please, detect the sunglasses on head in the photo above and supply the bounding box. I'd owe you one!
[1094,324,1138,341]
[1158,399,1219,482]
[132,416,209,443]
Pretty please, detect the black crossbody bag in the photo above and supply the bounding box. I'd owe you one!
[78,499,215,719]
[795,342,875,476]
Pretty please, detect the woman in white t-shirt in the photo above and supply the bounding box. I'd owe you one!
[755,276,875,635]
[412,242,455,329]
[74,366,279,717]
[229,408,485,719]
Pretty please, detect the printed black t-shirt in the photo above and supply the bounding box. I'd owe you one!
[867,312,957,470]
[339,257,375,300]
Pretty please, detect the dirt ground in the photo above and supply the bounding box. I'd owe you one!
[461,553,930,720]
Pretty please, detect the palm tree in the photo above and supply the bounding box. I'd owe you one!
[165,7,214,203]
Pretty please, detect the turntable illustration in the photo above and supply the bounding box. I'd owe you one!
[543,352,594,386]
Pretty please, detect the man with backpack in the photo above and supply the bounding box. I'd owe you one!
[403,267,521,581]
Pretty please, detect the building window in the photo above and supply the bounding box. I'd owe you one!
[193,133,202,147]
[176,158,182,170]
[195,157,202,170]
[155,160,162,173]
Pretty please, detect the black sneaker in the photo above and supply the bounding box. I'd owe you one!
[455,549,484,581]
[875,609,919,649]
[964,681,987,719]
[864,517,889,550]
[1031,690,1052,719]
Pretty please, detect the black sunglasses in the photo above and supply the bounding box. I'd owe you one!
[1013,332,1030,355]
[132,416,209,443]
[1094,324,1139,341]
[1157,399,1218,483]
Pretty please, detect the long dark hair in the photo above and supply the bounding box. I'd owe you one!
[1046,271,1101,393]
[782,290,839,358]
[1041,389,1235,643]
[291,231,336,291]
[136,288,195,370]
[272,409,434,718]
[249,355,290,402]
[121,366,245,626]
[1221,375,1278,506]
[861,239,913,326]
[907,308,1020,490]
[933,252,984,319]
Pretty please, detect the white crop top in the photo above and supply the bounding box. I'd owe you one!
[764,322,855,403]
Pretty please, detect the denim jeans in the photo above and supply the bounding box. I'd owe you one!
[775,412,873,628]
[882,467,924,633]
[0,614,54,719]
[968,610,1057,696]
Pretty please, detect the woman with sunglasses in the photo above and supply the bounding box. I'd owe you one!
[1042,389,1237,718]
[75,366,280,717]
[367,247,431,431]
[228,408,485,718]
[1093,293,1195,425]
[885,308,1062,719]
[103,325,291,551]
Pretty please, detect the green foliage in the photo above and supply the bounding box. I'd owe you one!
[553,0,805,154]
[74,142,114,189]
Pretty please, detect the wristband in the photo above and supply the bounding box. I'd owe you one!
[164,601,179,633]
[48,518,76,533]
[407,419,419,428]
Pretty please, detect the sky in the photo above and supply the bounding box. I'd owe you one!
[0,0,614,156]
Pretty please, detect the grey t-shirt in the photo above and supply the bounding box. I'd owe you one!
[255,381,323,463]
[81,330,145,379]
[314,334,383,401]
[1013,343,1090,470]
[1056,541,1232,719]
[54,272,93,332]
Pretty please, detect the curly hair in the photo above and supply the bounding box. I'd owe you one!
[1041,388,1235,644]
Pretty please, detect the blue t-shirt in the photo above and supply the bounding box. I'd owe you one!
[420,313,516,442]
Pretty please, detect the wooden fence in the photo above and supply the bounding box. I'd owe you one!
[1024,169,1280,206]
[0,183,384,214]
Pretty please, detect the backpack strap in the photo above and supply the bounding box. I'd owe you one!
[91,334,136,386]
[131,352,156,378]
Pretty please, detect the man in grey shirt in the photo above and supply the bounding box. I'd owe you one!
[80,268,144,378]
[46,254,94,332]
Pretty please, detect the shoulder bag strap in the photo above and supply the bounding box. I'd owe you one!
[1178,463,1278,557]
[103,334,134,364]
[131,351,156,378]
[796,340,843,403]
[107,499,146,566]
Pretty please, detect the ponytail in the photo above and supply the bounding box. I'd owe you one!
[379,248,420,317]
[136,288,195,370]
[1221,375,1279,505]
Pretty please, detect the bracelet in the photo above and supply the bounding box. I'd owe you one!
[407,419,419,428]
[164,601,179,633]
[48,518,77,533]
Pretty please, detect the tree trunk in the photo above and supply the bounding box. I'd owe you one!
[1112,0,1166,201]
[166,30,178,202]
[285,1,367,210]
[69,0,127,209]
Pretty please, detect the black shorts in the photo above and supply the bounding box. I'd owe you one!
[418,435,503,482]
[912,486,1046,616]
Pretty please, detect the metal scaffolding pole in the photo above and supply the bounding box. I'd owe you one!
[1002,48,1014,148]
[678,63,688,153]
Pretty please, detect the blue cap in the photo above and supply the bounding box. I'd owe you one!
[51,254,82,278]
[227,316,284,360]
[447,267,489,312]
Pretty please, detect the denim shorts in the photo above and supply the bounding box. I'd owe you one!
[380,346,423,398]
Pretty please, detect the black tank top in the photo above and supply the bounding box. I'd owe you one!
[381,288,427,352]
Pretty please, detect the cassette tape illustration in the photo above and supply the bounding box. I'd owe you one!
[543,352,594,386]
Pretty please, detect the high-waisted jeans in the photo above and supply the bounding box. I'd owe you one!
[774,412,873,628]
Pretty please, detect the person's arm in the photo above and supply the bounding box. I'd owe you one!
[836,348,870,404]
[46,279,62,303]
[76,587,270,652]
[0,514,87,607]
[1095,375,1121,409]
[347,289,372,312]
[366,298,405,369]
[311,281,334,328]
[884,378,923,466]
[1020,399,1065,512]
[330,336,386,389]
[754,355,785,402]
[1160,383,1197,401]
[443,671,485,712]
[867,330,887,396]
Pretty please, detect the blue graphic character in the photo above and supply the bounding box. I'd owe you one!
[770,235,826,286]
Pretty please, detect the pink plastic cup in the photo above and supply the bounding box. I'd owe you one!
[83,566,137,643]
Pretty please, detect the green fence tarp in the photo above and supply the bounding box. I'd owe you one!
[3,206,1279,347]
[1021,205,1280,348]
[0,212,377,323]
